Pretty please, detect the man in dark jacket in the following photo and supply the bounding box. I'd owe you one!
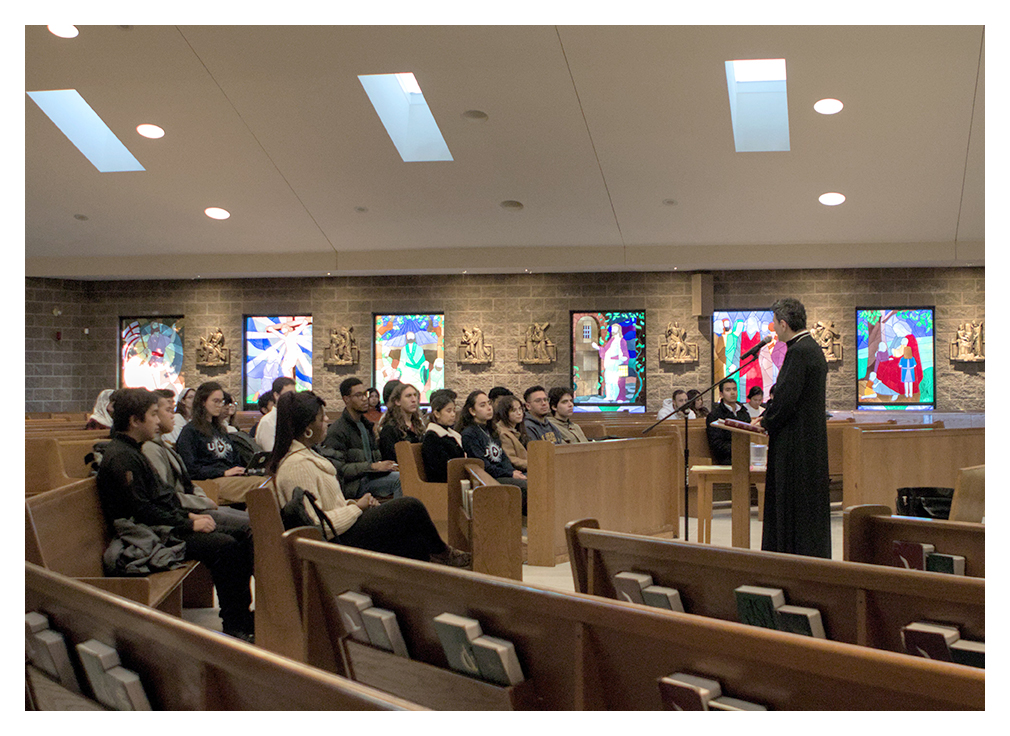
[755,298,831,558]
[705,379,752,465]
[321,377,401,500]
[97,388,254,641]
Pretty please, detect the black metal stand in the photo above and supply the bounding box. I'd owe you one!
[643,355,760,542]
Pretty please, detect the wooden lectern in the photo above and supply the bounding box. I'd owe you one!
[710,420,768,548]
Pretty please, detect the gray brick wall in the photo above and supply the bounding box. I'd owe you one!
[25,267,984,413]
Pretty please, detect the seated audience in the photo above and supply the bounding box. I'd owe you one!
[657,389,696,421]
[96,387,254,641]
[686,388,710,418]
[222,392,240,433]
[248,391,275,439]
[269,391,469,567]
[705,379,752,465]
[84,388,115,430]
[144,389,251,530]
[364,387,382,423]
[254,376,297,453]
[375,382,425,461]
[492,395,528,471]
[175,381,263,504]
[164,387,195,445]
[488,386,514,404]
[321,377,401,500]
[382,379,403,409]
[523,385,559,443]
[745,386,765,419]
[547,387,588,443]
[421,389,465,483]
[457,390,527,511]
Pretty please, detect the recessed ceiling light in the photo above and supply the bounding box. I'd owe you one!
[462,110,488,121]
[137,124,165,139]
[814,98,844,115]
[354,206,368,213]
[818,192,846,206]
[500,200,524,211]
[663,199,678,206]
[204,207,230,220]
[48,25,79,39]
[74,214,88,221]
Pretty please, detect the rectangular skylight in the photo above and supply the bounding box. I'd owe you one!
[27,89,145,172]
[358,73,453,163]
[724,59,790,153]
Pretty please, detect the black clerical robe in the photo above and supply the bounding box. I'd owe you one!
[761,331,831,558]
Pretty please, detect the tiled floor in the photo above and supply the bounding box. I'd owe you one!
[183,502,845,632]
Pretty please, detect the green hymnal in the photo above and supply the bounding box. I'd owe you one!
[734,585,785,629]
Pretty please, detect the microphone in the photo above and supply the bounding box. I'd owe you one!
[738,335,772,363]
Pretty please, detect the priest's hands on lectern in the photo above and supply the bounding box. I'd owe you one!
[760,299,832,558]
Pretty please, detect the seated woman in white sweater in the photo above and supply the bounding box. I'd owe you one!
[266,390,470,567]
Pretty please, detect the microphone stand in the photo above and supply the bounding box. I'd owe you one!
[644,351,762,542]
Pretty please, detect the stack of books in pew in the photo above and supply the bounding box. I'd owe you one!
[26,611,151,709]
[900,622,984,668]
[658,672,766,711]
[892,540,966,575]
[734,585,827,638]
[336,590,526,686]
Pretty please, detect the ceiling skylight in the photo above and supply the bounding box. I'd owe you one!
[724,59,790,152]
[27,89,145,172]
[358,73,453,162]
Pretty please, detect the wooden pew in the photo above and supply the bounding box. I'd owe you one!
[56,437,103,478]
[26,563,424,710]
[445,458,523,580]
[395,441,448,538]
[950,464,984,523]
[293,538,983,710]
[843,504,985,578]
[245,482,325,662]
[525,435,680,566]
[842,426,983,509]
[26,438,78,496]
[566,518,984,656]
[25,477,212,615]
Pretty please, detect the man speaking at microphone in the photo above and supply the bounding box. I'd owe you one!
[753,298,831,558]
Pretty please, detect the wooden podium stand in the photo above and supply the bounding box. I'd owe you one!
[711,420,768,548]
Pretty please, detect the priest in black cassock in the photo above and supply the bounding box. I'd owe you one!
[754,298,831,558]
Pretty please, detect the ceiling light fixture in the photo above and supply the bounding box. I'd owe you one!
[818,192,846,206]
[204,207,230,220]
[136,124,165,139]
[74,214,88,221]
[663,199,678,206]
[48,25,78,39]
[354,206,368,213]
[462,110,488,121]
[814,98,844,115]
[500,200,523,211]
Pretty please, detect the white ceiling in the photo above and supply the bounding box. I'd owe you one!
[25,25,985,279]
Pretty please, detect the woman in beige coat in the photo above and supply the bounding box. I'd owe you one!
[492,395,529,472]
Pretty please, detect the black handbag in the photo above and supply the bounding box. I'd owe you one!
[895,486,954,519]
[280,486,341,542]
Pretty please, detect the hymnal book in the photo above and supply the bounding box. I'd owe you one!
[472,635,525,686]
[717,418,766,434]
[950,639,985,669]
[335,591,374,643]
[926,552,966,575]
[30,629,82,694]
[25,612,51,667]
[77,638,123,707]
[709,696,768,711]
[775,605,826,638]
[658,673,722,711]
[734,585,786,629]
[900,622,959,661]
[892,540,935,570]
[641,585,685,612]
[360,607,409,658]
[105,666,152,710]
[613,571,653,604]
[433,613,482,676]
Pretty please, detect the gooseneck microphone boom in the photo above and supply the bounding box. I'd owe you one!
[738,335,773,364]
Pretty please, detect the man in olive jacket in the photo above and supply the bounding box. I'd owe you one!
[321,377,402,500]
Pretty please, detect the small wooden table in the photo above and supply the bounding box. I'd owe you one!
[701,421,769,547]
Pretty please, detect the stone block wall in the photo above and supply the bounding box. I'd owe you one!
[25,267,985,414]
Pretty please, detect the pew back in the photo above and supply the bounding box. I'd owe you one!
[566,518,984,655]
[294,538,983,710]
[395,441,448,537]
[26,438,76,496]
[26,562,423,710]
[842,426,984,509]
[950,464,985,523]
[843,504,985,578]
